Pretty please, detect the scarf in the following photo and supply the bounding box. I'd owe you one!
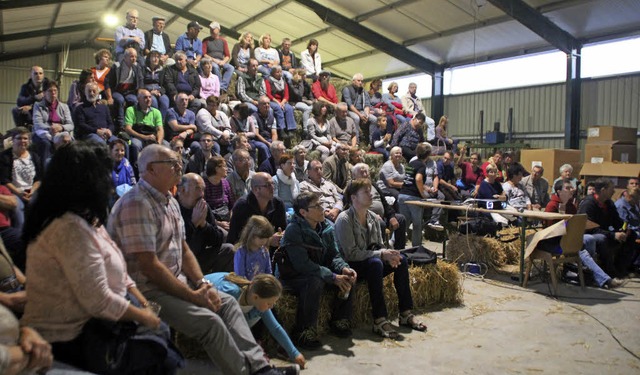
[268,75,286,93]
[276,168,297,198]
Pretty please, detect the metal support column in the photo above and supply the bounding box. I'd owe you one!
[431,67,444,121]
[564,48,581,149]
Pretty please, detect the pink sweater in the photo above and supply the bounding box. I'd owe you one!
[21,213,133,342]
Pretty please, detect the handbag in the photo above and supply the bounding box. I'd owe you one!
[400,245,437,265]
[132,123,158,135]
[212,205,231,222]
[272,246,297,280]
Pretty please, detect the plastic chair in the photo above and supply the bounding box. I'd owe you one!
[523,214,587,295]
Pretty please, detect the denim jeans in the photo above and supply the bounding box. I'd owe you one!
[112,92,138,129]
[398,194,424,247]
[211,63,235,91]
[348,255,413,320]
[281,275,353,332]
[151,94,170,121]
[294,102,312,129]
[269,102,297,131]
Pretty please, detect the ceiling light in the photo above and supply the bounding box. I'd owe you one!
[103,14,119,27]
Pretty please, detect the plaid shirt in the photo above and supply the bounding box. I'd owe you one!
[108,179,186,293]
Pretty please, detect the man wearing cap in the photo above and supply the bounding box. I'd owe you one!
[175,21,204,69]
[311,70,338,109]
[202,21,234,94]
[144,16,172,64]
[115,9,145,65]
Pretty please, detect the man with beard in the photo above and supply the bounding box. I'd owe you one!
[311,70,337,110]
[73,82,117,144]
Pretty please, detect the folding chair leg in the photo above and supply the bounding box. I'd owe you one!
[523,259,533,287]
[576,258,586,291]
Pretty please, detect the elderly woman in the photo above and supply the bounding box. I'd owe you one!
[20,142,180,374]
[204,156,235,234]
[32,81,74,162]
[254,33,279,78]
[553,163,581,192]
[265,66,297,132]
[477,163,507,212]
[376,146,405,199]
[273,153,300,210]
[292,145,308,182]
[301,101,333,161]
[231,31,255,73]
[382,81,408,125]
[143,50,170,120]
[335,178,426,339]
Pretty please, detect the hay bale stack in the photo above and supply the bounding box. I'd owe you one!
[447,228,539,268]
[176,262,462,358]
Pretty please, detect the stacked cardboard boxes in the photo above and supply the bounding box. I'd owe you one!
[520,149,582,184]
[584,126,637,163]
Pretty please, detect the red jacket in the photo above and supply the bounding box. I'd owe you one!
[312,80,338,104]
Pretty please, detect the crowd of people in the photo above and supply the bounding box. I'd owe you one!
[1,7,639,375]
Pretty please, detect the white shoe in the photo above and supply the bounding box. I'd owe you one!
[427,222,444,231]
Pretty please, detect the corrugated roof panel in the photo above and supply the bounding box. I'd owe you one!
[546,0,640,38]
[2,6,56,34]
[56,0,106,27]
[331,53,413,79]
[318,30,371,58]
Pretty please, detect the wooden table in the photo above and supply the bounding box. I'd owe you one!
[407,200,572,285]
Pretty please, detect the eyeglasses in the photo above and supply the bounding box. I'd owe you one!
[307,204,323,210]
[150,159,182,168]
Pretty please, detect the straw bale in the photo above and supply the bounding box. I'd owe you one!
[446,228,538,269]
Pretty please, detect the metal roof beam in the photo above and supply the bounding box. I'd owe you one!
[232,0,294,31]
[0,0,82,10]
[44,3,63,48]
[165,0,203,29]
[0,22,100,43]
[487,0,580,54]
[0,41,97,63]
[139,0,240,40]
[294,0,439,75]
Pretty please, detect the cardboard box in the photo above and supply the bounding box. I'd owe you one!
[584,141,637,163]
[587,126,638,144]
[520,149,582,184]
[579,162,640,189]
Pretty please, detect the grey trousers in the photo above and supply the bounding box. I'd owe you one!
[145,288,268,375]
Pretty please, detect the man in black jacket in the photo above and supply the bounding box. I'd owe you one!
[177,173,233,274]
[13,66,49,127]
[578,178,633,277]
[144,16,172,64]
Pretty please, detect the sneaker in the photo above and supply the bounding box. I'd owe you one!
[329,319,352,338]
[427,222,444,231]
[295,328,322,350]
[604,278,627,289]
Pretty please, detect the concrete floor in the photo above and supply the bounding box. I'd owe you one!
[179,241,640,375]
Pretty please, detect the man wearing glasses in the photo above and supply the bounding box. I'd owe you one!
[227,172,287,246]
[299,160,343,222]
[109,145,296,375]
[115,9,145,65]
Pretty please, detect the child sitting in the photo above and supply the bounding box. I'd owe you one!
[234,215,274,280]
[370,116,391,161]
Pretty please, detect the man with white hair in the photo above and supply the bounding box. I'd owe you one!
[299,160,343,222]
[328,102,358,147]
[105,47,144,130]
[109,145,297,375]
[349,163,407,249]
[115,9,145,65]
[144,16,172,64]
[342,73,377,142]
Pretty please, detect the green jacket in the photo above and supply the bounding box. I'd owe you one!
[280,214,349,282]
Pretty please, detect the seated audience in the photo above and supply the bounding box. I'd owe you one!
[370,115,391,161]
[186,132,218,176]
[227,172,287,245]
[73,82,117,144]
[279,192,357,349]
[382,81,408,125]
[391,113,426,161]
[175,21,204,68]
[231,31,255,73]
[476,163,506,204]
[502,164,531,211]
[233,215,274,280]
[104,48,144,131]
[114,9,145,64]
[288,69,314,126]
[13,66,49,127]
[436,151,459,201]
[67,68,96,110]
[171,138,189,174]
[0,304,52,374]
[273,154,300,210]
[165,92,198,144]
[143,16,172,64]
[91,49,111,95]
[377,146,405,200]
[301,101,333,161]
[21,142,181,374]
[299,160,343,223]
[311,70,338,109]
[206,273,306,368]
[227,149,255,199]
[545,179,625,289]
[553,163,581,192]
[292,145,309,182]
[110,138,136,197]
[398,143,443,247]
[266,66,297,133]
[0,128,42,230]
[520,165,550,210]
[123,89,165,166]
[225,134,255,172]
[254,33,280,78]
[199,57,221,102]
[32,81,74,161]
[455,145,483,198]
[177,173,234,274]
[204,157,235,234]
[322,143,351,194]
[434,116,458,150]
[231,103,270,165]
[615,187,640,271]
[300,39,322,81]
[328,102,358,148]
[202,22,234,93]
[259,141,286,177]
[164,51,203,112]
[335,178,425,339]
[401,82,423,117]
[143,50,170,120]
[197,96,233,155]
[252,97,282,148]
[342,73,376,142]
[237,58,267,113]
[481,151,504,183]
[277,37,298,82]
[0,188,26,272]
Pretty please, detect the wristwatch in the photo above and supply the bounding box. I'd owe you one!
[194,278,212,289]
